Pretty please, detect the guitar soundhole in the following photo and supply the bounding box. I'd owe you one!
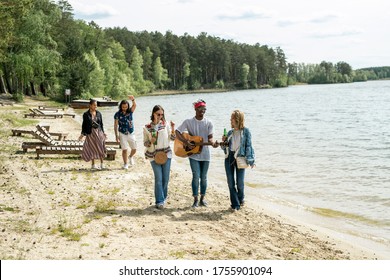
[184,142,195,151]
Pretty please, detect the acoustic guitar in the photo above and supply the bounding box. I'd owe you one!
[174,132,218,157]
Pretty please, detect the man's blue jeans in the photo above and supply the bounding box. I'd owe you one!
[225,151,245,209]
[189,158,210,197]
[150,158,172,205]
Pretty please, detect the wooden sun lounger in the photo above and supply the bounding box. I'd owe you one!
[22,139,83,152]
[22,140,120,152]
[36,146,116,160]
[34,125,67,145]
[25,108,63,119]
[38,105,65,111]
[35,108,75,118]
[21,125,120,152]
[23,125,118,158]
[12,129,67,140]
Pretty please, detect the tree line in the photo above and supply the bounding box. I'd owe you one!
[1,0,389,102]
[287,63,390,84]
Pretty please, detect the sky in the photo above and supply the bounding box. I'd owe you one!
[67,0,390,69]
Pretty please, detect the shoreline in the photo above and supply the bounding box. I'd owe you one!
[0,96,384,260]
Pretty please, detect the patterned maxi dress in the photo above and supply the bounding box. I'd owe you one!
[81,115,106,162]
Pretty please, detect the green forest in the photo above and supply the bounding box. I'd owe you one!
[1,0,389,102]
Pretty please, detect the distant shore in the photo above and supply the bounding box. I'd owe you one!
[144,88,231,96]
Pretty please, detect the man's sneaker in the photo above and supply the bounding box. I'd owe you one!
[123,163,129,169]
[192,200,199,208]
[129,156,135,166]
[91,164,98,170]
[199,200,208,207]
[156,204,164,210]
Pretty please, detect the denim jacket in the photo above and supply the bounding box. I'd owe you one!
[222,127,255,166]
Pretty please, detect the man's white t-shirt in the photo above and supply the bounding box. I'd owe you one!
[176,117,214,161]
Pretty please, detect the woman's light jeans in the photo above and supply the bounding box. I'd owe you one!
[150,158,172,205]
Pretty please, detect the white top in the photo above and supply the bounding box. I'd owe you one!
[231,130,241,152]
[176,117,214,161]
[143,121,173,161]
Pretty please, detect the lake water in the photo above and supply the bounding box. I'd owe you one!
[95,80,390,257]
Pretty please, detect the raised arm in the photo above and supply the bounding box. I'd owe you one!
[128,95,136,112]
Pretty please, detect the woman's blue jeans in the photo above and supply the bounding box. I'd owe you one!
[150,158,171,205]
[225,151,245,209]
[189,158,210,197]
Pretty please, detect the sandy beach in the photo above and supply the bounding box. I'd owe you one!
[0,96,382,260]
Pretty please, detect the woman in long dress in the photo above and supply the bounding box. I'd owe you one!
[79,99,107,169]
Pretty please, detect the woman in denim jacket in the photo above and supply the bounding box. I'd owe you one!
[221,110,255,211]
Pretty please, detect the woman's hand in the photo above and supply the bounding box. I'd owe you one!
[144,140,151,147]
[78,135,84,141]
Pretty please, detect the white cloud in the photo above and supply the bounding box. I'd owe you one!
[69,1,118,20]
[309,14,339,24]
[309,29,363,39]
[217,10,271,21]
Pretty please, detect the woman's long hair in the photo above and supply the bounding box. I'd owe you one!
[150,105,165,122]
[118,100,131,114]
[232,110,245,129]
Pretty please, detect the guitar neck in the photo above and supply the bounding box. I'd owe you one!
[194,141,219,146]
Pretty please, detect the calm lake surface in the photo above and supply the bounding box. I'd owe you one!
[96,80,390,257]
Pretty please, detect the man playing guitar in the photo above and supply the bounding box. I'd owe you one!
[175,99,219,208]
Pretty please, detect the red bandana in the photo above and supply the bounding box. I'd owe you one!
[194,101,206,108]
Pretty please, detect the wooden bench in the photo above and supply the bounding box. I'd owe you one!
[36,146,116,160]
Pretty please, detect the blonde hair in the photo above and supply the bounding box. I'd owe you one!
[232,110,245,129]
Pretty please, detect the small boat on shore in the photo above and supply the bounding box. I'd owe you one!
[70,97,118,109]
